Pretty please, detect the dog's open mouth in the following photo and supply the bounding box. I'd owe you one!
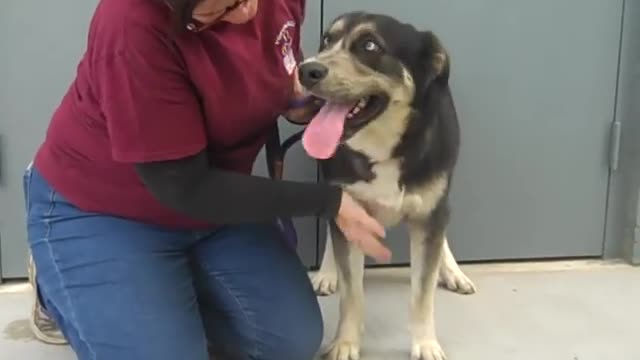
[302,94,389,159]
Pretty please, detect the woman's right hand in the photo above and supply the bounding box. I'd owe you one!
[335,192,391,263]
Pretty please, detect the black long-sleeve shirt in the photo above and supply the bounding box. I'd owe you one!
[135,150,342,224]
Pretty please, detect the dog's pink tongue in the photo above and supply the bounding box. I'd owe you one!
[302,102,353,159]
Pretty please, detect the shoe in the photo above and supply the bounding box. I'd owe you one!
[27,253,68,345]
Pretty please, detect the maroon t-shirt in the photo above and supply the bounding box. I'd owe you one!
[34,0,306,228]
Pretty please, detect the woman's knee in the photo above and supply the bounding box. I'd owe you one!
[195,222,325,359]
[255,300,324,360]
[208,291,324,360]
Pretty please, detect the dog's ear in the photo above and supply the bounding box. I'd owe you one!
[421,31,450,85]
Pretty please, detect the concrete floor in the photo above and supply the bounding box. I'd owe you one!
[1,260,638,360]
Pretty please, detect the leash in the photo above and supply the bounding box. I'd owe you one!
[265,94,316,250]
[265,123,305,250]
[265,125,305,180]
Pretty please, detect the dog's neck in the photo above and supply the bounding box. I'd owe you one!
[344,102,413,163]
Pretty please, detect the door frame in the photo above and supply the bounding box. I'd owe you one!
[603,0,640,265]
[316,0,638,266]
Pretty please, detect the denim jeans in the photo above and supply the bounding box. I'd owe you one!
[24,165,323,360]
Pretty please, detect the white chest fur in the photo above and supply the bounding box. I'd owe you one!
[344,160,448,227]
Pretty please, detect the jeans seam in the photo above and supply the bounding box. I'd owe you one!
[42,190,97,360]
[210,273,261,359]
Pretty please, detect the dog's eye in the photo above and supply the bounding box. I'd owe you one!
[363,40,380,52]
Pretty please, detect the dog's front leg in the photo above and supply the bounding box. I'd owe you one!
[325,221,365,360]
[311,222,339,296]
[409,216,447,360]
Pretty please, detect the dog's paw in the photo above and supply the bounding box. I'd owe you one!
[311,271,338,296]
[324,340,361,360]
[438,266,476,295]
[411,339,446,360]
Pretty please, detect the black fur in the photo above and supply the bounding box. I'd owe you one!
[320,145,375,184]
[319,12,460,193]
[307,14,469,357]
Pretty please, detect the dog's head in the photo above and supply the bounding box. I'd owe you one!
[298,12,451,160]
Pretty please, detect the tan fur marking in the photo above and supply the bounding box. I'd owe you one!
[345,106,411,161]
[349,23,376,38]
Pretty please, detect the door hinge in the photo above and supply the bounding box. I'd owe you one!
[609,120,622,172]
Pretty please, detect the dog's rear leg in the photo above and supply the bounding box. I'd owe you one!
[325,221,365,360]
[311,222,339,296]
[438,235,476,295]
[409,212,447,360]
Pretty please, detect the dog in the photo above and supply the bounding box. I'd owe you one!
[297,12,477,360]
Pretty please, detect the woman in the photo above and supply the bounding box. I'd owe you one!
[23,0,390,359]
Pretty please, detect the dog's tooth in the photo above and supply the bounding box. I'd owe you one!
[347,112,354,119]
[352,107,361,114]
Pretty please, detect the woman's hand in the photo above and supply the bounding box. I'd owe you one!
[335,192,391,263]
[281,65,324,125]
[282,97,324,125]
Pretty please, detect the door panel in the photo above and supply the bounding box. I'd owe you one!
[0,1,100,279]
[0,0,323,278]
[321,0,621,262]
[252,0,323,268]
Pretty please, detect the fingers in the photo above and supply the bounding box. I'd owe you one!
[334,192,391,263]
[283,98,324,125]
[355,213,388,262]
[347,224,390,263]
[356,232,391,263]
[362,215,386,239]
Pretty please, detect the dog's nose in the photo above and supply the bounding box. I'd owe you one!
[298,62,328,88]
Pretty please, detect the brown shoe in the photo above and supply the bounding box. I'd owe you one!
[27,253,68,345]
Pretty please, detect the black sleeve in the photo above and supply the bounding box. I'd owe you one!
[134,150,342,224]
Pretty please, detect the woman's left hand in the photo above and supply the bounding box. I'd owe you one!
[281,66,324,125]
[282,97,324,125]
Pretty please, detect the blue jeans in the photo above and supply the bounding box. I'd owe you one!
[24,166,323,360]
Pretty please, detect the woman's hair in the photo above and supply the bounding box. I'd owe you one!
[162,0,202,32]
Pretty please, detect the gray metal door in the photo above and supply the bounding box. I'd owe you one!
[0,0,323,279]
[321,0,622,263]
[0,1,100,279]
[252,0,323,268]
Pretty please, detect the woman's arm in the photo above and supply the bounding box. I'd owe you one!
[135,149,342,224]
[95,15,340,224]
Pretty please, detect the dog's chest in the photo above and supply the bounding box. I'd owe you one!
[344,161,412,227]
[322,147,448,226]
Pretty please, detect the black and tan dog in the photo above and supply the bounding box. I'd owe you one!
[298,12,477,360]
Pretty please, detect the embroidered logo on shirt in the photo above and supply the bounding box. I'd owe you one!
[275,20,297,75]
